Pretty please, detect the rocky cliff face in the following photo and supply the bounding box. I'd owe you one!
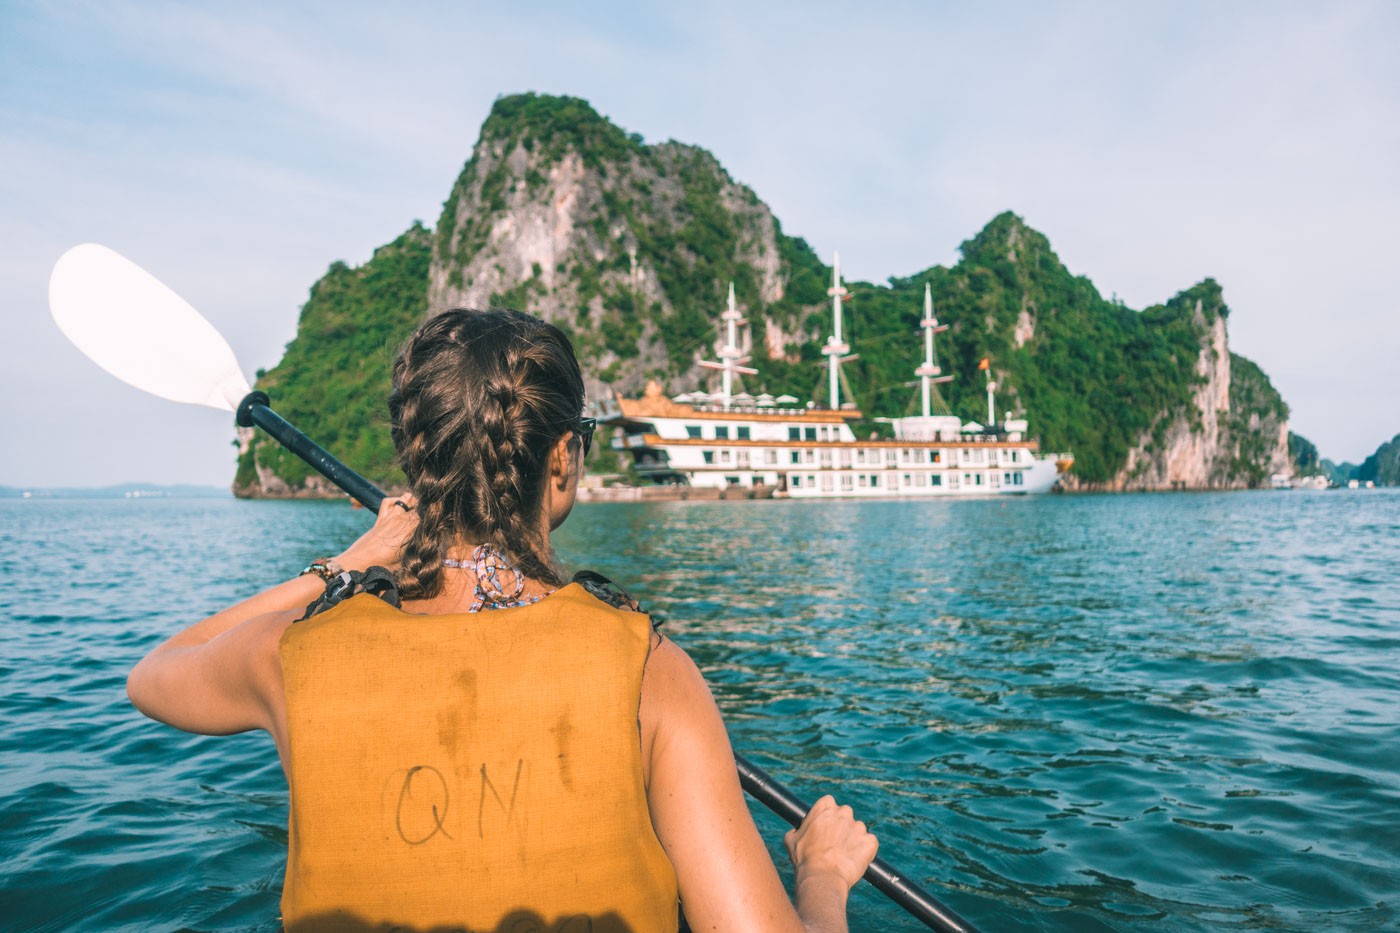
[1066,289,1291,490]
[932,219,1291,490]
[424,95,811,406]
[233,93,1293,497]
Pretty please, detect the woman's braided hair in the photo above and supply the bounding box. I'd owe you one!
[388,308,585,600]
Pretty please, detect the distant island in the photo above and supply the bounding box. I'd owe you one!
[1291,432,1400,487]
[0,484,232,500]
[232,92,1392,497]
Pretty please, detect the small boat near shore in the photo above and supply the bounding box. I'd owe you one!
[595,257,1072,499]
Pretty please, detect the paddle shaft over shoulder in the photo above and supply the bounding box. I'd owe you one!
[238,389,979,933]
[235,392,385,512]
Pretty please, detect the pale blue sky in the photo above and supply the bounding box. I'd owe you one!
[3,1,1396,486]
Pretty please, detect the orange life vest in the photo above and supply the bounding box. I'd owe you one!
[278,583,679,932]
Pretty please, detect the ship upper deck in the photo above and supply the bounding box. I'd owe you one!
[597,380,861,427]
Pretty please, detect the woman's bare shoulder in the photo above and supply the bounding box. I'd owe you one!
[645,633,709,697]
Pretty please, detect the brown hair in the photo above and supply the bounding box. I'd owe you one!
[388,308,585,600]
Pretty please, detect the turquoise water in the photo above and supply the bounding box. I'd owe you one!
[1,492,1397,931]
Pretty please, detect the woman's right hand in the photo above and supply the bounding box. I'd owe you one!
[785,795,879,892]
[335,494,419,571]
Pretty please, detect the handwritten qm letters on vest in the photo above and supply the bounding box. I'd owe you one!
[278,585,679,932]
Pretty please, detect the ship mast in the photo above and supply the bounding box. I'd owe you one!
[821,253,858,409]
[699,281,757,409]
[986,364,997,428]
[914,282,953,417]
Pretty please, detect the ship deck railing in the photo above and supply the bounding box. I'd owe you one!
[680,403,839,416]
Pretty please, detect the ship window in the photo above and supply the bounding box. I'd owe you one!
[765,449,778,465]
[715,426,729,440]
[790,451,801,464]
[702,451,714,464]
[931,474,942,487]
[737,426,751,440]
[685,425,702,438]
[788,427,801,441]
[804,427,817,441]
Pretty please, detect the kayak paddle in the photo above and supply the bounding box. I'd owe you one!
[48,243,981,932]
[49,244,383,510]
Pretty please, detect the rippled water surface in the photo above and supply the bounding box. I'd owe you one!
[2,492,1397,931]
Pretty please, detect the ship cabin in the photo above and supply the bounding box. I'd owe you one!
[595,381,860,491]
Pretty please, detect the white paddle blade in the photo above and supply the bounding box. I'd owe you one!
[49,244,253,412]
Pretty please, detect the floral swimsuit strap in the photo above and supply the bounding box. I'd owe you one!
[443,544,551,612]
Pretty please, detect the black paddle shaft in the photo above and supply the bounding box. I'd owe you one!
[737,754,979,932]
[235,391,980,932]
[236,392,386,512]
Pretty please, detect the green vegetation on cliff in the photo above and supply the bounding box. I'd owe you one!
[1223,353,1289,486]
[1356,433,1400,486]
[234,225,430,493]
[1289,432,1321,475]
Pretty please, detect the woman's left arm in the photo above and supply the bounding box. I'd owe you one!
[126,496,417,735]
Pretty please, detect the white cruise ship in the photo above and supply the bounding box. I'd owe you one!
[595,256,1072,498]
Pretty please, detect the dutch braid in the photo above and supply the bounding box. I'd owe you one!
[388,309,585,600]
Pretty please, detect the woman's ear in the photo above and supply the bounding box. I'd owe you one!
[550,434,577,489]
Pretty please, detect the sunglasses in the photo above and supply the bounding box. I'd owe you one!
[575,417,596,457]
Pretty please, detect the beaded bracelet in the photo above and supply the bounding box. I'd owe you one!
[300,558,343,582]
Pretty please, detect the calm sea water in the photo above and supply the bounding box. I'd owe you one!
[1,491,1397,931]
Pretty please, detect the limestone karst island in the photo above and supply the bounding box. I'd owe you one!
[235,93,1372,500]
